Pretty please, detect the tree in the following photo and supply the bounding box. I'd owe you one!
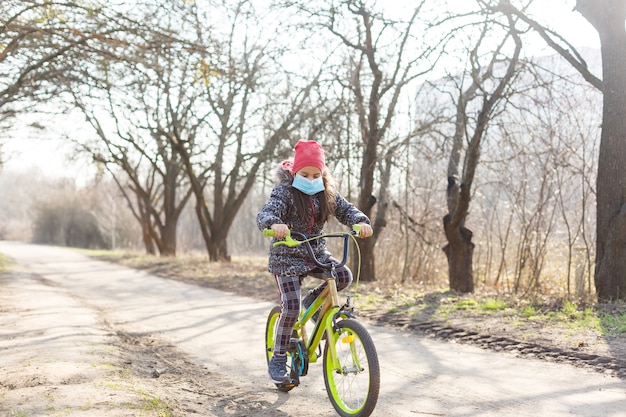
[0,0,116,162]
[33,200,106,249]
[70,85,194,256]
[435,3,523,293]
[577,0,626,301]
[59,2,200,256]
[172,0,320,261]
[281,0,437,281]
[497,0,626,300]
[479,75,600,296]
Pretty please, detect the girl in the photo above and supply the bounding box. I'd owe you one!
[257,140,373,385]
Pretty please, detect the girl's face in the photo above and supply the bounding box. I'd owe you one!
[296,166,323,179]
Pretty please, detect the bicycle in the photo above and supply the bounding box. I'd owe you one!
[263,225,380,417]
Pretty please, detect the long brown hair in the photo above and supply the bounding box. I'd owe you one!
[292,169,337,225]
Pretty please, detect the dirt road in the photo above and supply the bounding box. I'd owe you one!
[1,241,625,417]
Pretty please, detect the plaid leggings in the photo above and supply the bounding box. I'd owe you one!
[273,264,352,356]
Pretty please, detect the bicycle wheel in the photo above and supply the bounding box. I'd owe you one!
[323,319,380,417]
[265,306,297,392]
[265,306,281,365]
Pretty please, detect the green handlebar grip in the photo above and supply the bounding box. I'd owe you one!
[263,228,298,247]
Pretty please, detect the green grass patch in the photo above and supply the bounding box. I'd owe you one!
[600,312,626,335]
[544,301,602,331]
[437,297,508,318]
[519,332,540,341]
[0,253,14,272]
[455,299,478,310]
[507,300,603,332]
[521,305,540,319]
[479,299,508,311]
[135,392,173,417]
[386,301,420,315]
[437,298,477,317]
[355,293,385,311]
[103,381,125,391]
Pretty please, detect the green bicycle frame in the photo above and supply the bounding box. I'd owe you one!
[294,275,360,373]
[264,226,365,376]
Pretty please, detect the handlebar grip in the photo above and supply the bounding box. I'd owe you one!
[263,228,299,247]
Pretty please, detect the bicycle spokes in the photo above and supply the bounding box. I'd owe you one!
[323,320,379,417]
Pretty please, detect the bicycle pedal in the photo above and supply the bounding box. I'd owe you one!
[276,380,297,391]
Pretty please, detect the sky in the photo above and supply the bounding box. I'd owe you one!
[1,0,601,182]
[527,1,600,49]
[3,136,81,180]
[2,112,93,182]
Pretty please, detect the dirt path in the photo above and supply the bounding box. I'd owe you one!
[1,241,626,417]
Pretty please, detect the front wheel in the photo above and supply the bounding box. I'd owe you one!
[323,319,380,417]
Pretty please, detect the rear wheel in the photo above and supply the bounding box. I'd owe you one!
[323,319,379,417]
[265,306,297,392]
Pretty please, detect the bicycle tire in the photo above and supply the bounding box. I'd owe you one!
[323,319,380,417]
[265,305,297,392]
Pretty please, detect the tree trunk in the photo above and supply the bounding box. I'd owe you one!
[355,237,376,283]
[594,31,626,300]
[443,175,475,293]
[136,196,157,255]
[441,11,522,293]
[503,0,626,300]
[156,165,181,257]
[141,222,156,255]
[159,220,177,257]
[207,225,231,262]
[443,214,475,293]
[577,0,626,300]
[357,190,378,282]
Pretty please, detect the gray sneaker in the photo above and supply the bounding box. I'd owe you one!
[268,354,290,384]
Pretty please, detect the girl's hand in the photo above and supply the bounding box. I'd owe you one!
[271,223,290,239]
[357,223,373,238]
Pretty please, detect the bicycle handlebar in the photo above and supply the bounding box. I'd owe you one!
[262,225,364,269]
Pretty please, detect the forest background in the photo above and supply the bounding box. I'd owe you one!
[0,0,619,308]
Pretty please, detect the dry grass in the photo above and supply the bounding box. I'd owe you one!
[78,249,626,365]
[0,253,13,272]
[82,250,278,301]
[81,250,626,337]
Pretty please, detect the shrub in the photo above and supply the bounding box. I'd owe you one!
[32,201,107,249]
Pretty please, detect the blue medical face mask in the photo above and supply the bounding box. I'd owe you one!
[292,174,325,195]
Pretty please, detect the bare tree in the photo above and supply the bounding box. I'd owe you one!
[277,0,439,281]
[70,86,194,256]
[58,1,204,256]
[440,5,523,293]
[0,0,122,162]
[452,37,602,298]
[172,1,321,261]
[496,0,626,300]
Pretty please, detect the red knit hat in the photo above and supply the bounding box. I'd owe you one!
[291,140,325,173]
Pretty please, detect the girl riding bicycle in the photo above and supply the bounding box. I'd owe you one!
[257,139,373,385]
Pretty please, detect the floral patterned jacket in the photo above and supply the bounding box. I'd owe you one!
[257,167,370,276]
